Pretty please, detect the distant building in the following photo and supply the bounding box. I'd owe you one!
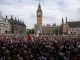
[35,3,80,35]
[0,13,10,34]
[8,16,26,34]
[35,3,57,35]
[62,17,80,35]
[42,24,55,35]
[0,12,26,34]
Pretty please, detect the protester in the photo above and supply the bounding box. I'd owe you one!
[0,34,80,60]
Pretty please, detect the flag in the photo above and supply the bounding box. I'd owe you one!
[24,34,33,41]
[27,34,32,41]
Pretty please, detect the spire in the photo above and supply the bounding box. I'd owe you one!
[11,15,13,20]
[18,18,19,21]
[66,16,68,34]
[66,16,68,27]
[62,17,64,25]
[0,12,1,16]
[0,12,3,18]
[15,17,17,20]
[66,16,67,24]
[6,16,8,19]
[62,17,64,35]
[38,3,41,10]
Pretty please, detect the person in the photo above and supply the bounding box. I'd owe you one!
[0,34,80,60]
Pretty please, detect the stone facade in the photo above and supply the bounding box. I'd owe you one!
[62,17,80,35]
[35,3,56,35]
[0,12,26,34]
[8,16,26,34]
[42,25,55,35]
[0,13,10,34]
[35,3,80,35]
[36,3,43,34]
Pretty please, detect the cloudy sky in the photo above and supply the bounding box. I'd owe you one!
[0,0,80,29]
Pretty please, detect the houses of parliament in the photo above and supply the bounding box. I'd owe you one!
[0,3,80,35]
[35,3,80,35]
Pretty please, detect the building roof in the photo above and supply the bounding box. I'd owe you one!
[68,21,80,28]
[8,18,26,27]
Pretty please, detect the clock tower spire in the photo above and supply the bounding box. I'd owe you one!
[38,3,41,10]
[36,2,43,35]
[37,3,42,27]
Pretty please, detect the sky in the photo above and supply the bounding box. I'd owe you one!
[0,0,80,29]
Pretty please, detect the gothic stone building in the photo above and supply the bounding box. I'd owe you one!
[0,13,26,34]
[35,3,80,35]
[8,16,26,34]
[0,13,10,34]
[35,3,56,35]
[62,17,80,35]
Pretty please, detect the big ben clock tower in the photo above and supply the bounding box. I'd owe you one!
[36,3,43,35]
[37,3,42,27]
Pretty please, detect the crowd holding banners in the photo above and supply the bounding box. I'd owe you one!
[0,34,80,60]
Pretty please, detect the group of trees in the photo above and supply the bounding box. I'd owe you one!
[26,29,35,34]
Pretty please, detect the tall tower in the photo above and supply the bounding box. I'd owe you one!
[62,17,64,35]
[66,17,68,34]
[37,3,42,27]
[62,17,64,27]
[36,3,43,34]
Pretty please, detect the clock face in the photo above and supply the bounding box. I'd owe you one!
[37,12,41,15]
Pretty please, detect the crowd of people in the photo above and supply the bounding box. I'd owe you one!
[0,34,80,60]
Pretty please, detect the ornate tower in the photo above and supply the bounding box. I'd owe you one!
[66,17,68,34]
[66,17,68,27]
[36,3,43,34]
[62,17,64,35]
[37,3,42,27]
